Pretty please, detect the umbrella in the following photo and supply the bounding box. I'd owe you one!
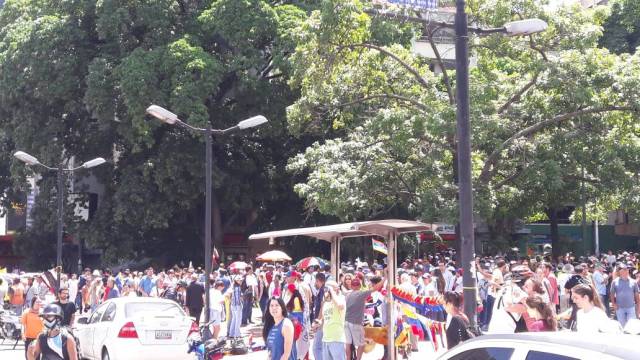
[256,250,292,262]
[295,257,328,269]
[229,261,248,272]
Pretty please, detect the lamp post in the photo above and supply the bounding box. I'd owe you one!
[14,151,106,290]
[454,0,547,327]
[146,105,268,336]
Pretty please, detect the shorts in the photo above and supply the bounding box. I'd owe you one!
[210,309,222,326]
[344,322,365,346]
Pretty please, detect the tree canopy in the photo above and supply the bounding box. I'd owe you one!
[0,0,320,268]
[286,0,640,255]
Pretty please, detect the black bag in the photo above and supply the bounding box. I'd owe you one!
[230,338,248,355]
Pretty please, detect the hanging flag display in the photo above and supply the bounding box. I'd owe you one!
[390,286,445,317]
[372,238,388,255]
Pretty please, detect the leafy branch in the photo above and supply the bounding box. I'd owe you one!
[480,106,640,182]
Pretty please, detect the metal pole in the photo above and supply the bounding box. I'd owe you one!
[204,125,212,333]
[56,163,64,292]
[594,219,600,257]
[455,0,477,327]
[386,231,396,360]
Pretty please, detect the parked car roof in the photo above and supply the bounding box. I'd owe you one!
[446,332,640,359]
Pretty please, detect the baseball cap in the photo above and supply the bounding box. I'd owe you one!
[286,270,300,278]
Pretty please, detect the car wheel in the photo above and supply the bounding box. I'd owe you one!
[102,348,110,360]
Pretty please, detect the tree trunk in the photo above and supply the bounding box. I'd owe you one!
[548,207,561,259]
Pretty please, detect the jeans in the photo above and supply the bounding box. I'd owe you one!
[241,294,253,325]
[616,306,637,328]
[322,341,346,360]
[229,304,243,337]
[478,298,489,327]
[599,294,609,316]
[313,329,323,360]
[483,295,495,329]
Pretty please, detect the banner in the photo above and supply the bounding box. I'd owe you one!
[375,0,438,9]
[372,238,388,255]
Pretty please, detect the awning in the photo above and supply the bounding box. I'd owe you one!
[248,219,431,242]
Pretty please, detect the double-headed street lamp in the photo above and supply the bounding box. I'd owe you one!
[368,4,547,329]
[14,151,106,290]
[146,105,268,334]
[454,0,547,328]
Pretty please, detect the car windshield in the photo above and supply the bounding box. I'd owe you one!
[125,302,184,318]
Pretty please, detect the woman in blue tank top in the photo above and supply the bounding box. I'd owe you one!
[262,296,297,360]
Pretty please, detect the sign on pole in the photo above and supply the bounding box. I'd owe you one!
[375,0,438,10]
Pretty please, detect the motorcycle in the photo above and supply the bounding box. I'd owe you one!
[187,334,226,360]
[0,308,22,349]
[187,321,226,360]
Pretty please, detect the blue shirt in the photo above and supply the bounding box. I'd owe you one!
[611,277,639,309]
[140,276,154,295]
[267,320,297,360]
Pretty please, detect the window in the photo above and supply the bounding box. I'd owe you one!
[449,347,515,360]
[125,302,184,318]
[525,351,579,360]
[89,306,105,324]
[101,303,117,322]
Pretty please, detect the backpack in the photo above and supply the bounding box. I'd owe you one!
[497,290,528,333]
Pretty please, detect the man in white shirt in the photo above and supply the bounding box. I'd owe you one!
[438,261,454,292]
[483,259,507,330]
[487,265,530,334]
[242,266,258,325]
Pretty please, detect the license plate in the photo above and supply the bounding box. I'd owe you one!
[155,330,172,340]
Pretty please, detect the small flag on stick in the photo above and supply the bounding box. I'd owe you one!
[372,238,388,255]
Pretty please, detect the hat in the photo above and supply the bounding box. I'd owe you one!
[421,273,431,279]
[617,263,628,270]
[286,270,300,278]
[561,263,573,273]
[92,270,101,276]
[287,283,297,293]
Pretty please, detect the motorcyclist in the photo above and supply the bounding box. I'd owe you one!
[27,303,78,360]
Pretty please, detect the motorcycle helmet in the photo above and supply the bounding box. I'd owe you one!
[510,265,534,283]
[40,303,63,318]
[40,303,63,330]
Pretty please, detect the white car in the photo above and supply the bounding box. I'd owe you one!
[436,332,640,360]
[76,297,198,360]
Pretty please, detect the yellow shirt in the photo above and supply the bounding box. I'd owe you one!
[21,311,44,339]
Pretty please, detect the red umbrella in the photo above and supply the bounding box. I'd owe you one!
[229,261,248,272]
[295,257,328,269]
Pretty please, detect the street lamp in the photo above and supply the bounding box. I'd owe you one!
[14,151,106,290]
[454,0,547,328]
[146,105,268,336]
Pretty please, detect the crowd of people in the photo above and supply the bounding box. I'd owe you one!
[2,248,640,360]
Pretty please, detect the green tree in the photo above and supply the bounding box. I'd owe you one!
[600,0,640,54]
[286,0,640,257]
[0,0,319,269]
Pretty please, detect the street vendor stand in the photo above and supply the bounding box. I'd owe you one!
[249,219,431,360]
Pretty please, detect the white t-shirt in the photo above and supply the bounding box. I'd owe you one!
[443,270,455,292]
[209,288,224,312]
[576,306,610,333]
[487,285,527,334]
